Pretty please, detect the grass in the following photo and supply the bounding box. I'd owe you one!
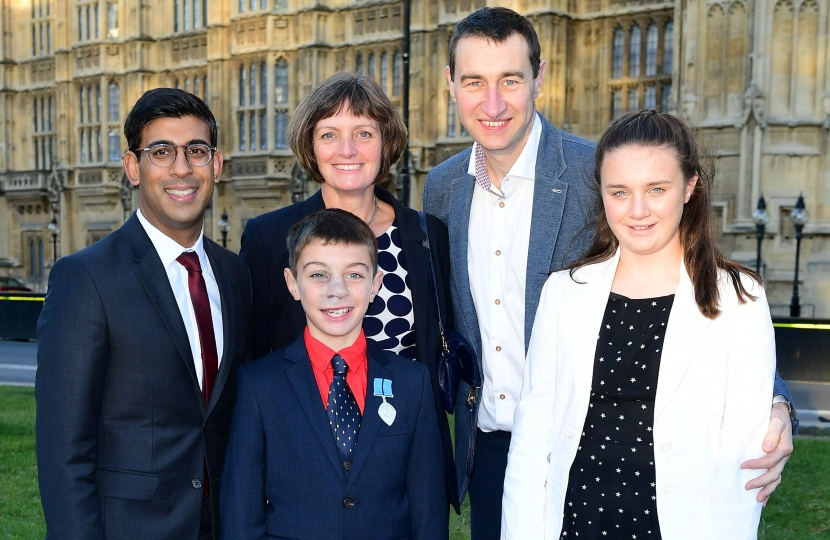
[1,386,827,539]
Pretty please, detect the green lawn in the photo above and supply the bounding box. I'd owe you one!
[2,386,827,539]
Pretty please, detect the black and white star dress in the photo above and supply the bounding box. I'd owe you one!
[560,292,675,539]
[363,221,417,359]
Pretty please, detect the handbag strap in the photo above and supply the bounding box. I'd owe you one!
[418,211,446,338]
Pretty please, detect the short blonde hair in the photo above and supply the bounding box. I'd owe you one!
[287,72,408,185]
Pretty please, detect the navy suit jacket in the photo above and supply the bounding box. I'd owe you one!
[35,213,252,540]
[240,185,459,511]
[423,114,797,503]
[220,336,448,540]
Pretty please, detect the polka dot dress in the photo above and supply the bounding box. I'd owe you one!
[364,221,417,359]
[560,292,675,539]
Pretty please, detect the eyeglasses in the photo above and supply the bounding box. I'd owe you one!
[134,143,216,168]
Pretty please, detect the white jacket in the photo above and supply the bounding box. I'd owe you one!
[501,251,774,540]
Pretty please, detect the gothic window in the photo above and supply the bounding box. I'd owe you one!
[77,83,102,164]
[447,94,456,138]
[380,51,388,93]
[627,86,639,111]
[644,85,656,108]
[238,61,267,152]
[108,82,120,161]
[275,59,288,104]
[33,93,55,170]
[275,111,288,149]
[611,28,623,79]
[662,21,673,74]
[368,53,376,79]
[32,0,53,56]
[628,26,641,77]
[611,88,622,120]
[275,59,289,149]
[356,53,363,74]
[175,0,206,32]
[661,83,672,111]
[393,50,402,96]
[645,24,658,76]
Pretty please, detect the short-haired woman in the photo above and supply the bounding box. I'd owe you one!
[501,111,777,539]
[240,72,457,511]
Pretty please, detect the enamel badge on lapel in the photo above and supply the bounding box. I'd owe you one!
[373,378,396,426]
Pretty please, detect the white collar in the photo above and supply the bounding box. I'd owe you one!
[466,113,543,182]
[136,209,212,277]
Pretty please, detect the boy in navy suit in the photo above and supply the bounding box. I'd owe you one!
[220,208,448,540]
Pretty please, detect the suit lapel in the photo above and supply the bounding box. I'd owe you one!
[345,350,391,491]
[284,339,347,482]
[125,216,203,403]
[570,254,620,399]
[654,261,712,422]
[204,240,234,416]
[525,119,570,352]
[448,172,481,357]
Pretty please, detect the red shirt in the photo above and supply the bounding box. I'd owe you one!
[304,327,368,414]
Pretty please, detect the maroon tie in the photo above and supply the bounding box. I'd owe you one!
[176,251,218,406]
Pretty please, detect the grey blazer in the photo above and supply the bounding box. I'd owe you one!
[423,115,597,501]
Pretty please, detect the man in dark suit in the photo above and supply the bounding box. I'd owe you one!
[36,88,251,540]
[221,209,447,539]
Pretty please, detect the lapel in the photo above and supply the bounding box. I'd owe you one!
[283,337,348,483]
[345,345,393,491]
[525,118,570,352]
[654,261,712,422]
[124,214,203,406]
[447,170,481,357]
[378,187,431,358]
[569,253,620,400]
[204,239,234,416]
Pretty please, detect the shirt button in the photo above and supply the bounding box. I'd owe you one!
[495,250,501,256]
[191,479,202,490]
[499,394,506,400]
[499,201,505,208]
[663,483,674,494]
[660,441,672,452]
[342,460,352,470]
[343,497,355,509]
[495,346,502,352]
[495,299,501,305]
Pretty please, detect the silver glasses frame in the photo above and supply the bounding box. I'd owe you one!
[135,143,217,168]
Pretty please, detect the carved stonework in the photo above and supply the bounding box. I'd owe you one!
[233,159,268,177]
[78,171,101,185]
[170,35,207,64]
[75,46,101,70]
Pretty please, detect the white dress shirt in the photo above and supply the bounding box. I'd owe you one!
[137,209,224,390]
[467,114,542,433]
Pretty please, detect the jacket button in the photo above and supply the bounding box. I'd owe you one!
[203,422,211,431]
[343,497,355,509]
[192,479,202,490]
[660,441,672,452]
[342,461,352,471]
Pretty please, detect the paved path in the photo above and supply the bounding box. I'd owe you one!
[0,340,37,386]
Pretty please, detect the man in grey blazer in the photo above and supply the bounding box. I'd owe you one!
[36,89,251,540]
[423,8,796,540]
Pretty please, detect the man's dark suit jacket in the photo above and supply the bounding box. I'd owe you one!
[35,213,251,540]
[240,185,459,510]
[219,336,448,540]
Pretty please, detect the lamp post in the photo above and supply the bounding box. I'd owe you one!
[218,209,230,248]
[47,212,59,265]
[789,194,809,317]
[751,196,770,275]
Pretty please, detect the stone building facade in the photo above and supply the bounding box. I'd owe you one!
[0,0,828,316]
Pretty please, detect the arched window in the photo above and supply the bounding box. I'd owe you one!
[184,77,190,93]
[249,63,256,105]
[662,21,674,74]
[628,26,641,77]
[380,51,388,93]
[275,111,288,149]
[368,53,375,79]
[109,128,120,161]
[107,82,119,122]
[611,27,623,79]
[260,61,267,104]
[393,50,402,95]
[355,53,363,74]
[645,23,658,76]
[275,59,288,104]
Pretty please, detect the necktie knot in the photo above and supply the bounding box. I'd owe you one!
[176,251,202,273]
[331,354,349,377]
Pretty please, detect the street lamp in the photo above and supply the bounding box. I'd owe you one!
[218,209,230,248]
[47,212,59,265]
[751,196,770,275]
[789,194,809,317]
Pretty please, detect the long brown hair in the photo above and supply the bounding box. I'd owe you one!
[568,110,760,319]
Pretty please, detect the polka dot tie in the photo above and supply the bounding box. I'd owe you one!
[327,354,361,462]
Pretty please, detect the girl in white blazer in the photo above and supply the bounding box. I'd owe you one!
[501,110,775,540]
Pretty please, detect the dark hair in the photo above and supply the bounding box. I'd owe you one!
[569,109,760,319]
[287,72,408,185]
[286,208,379,276]
[447,7,542,80]
[124,88,218,156]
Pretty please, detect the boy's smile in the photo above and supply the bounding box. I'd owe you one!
[284,240,383,351]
